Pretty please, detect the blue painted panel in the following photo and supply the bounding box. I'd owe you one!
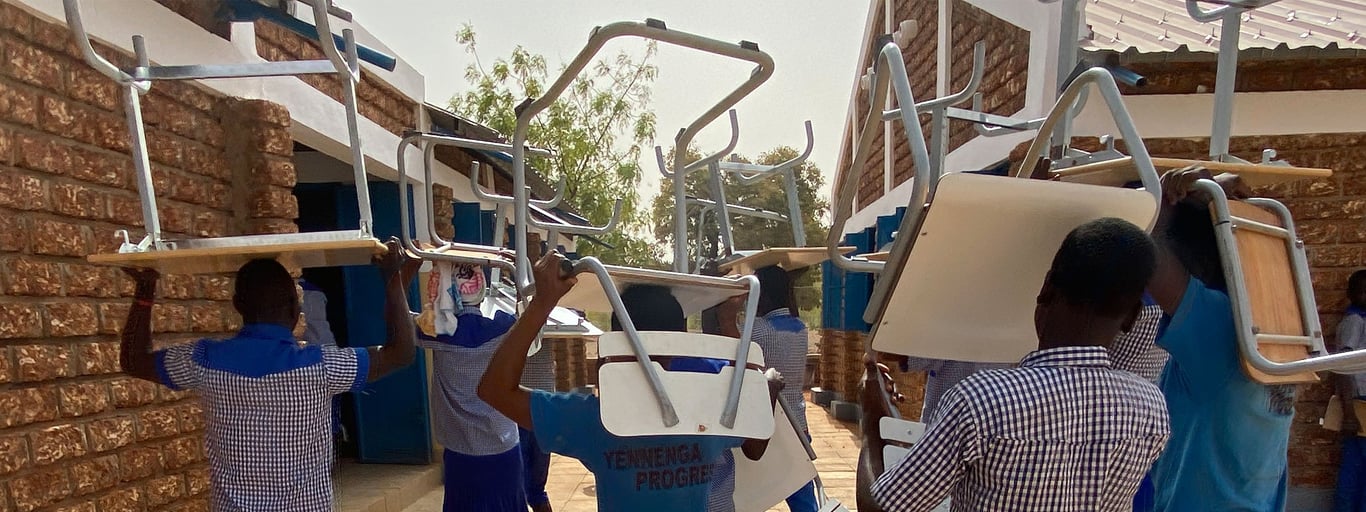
[821,259,844,330]
[452,202,483,244]
[479,210,496,246]
[335,182,432,465]
[842,229,875,333]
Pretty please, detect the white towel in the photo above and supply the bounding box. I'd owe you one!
[434,261,460,336]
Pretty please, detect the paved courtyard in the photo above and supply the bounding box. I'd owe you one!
[404,396,864,511]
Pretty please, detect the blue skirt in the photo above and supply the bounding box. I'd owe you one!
[442,446,528,512]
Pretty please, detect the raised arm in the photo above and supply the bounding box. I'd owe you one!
[366,238,422,382]
[1146,168,1250,315]
[479,251,577,429]
[119,268,162,384]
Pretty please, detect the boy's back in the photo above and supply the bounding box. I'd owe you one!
[159,325,367,511]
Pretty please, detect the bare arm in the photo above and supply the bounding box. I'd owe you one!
[1146,169,1251,315]
[366,239,422,382]
[119,268,162,384]
[478,252,577,429]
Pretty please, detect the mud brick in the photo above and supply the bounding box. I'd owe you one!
[17,132,73,175]
[0,81,37,128]
[181,144,228,181]
[0,126,12,167]
[0,303,42,339]
[193,210,230,238]
[1310,245,1365,268]
[189,303,223,333]
[0,172,45,211]
[39,95,78,135]
[249,186,298,219]
[4,258,64,296]
[105,191,145,227]
[29,423,86,465]
[4,36,62,91]
[205,182,231,210]
[250,125,294,156]
[151,303,191,333]
[46,302,98,337]
[164,82,218,114]
[0,387,57,427]
[186,465,209,496]
[250,156,296,188]
[137,408,180,441]
[64,264,118,299]
[87,415,134,453]
[98,302,130,335]
[32,218,91,256]
[14,343,71,381]
[0,435,28,475]
[163,436,203,469]
[199,276,232,301]
[52,502,96,512]
[9,467,71,512]
[156,274,197,300]
[96,488,144,512]
[67,66,119,111]
[158,202,196,236]
[222,308,242,332]
[176,402,205,433]
[146,474,185,507]
[144,131,182,167]
[76,343,117,377]
[50,181,107,219]
[166,172,212,205]
[109,376,158,408]
[84,109,130,153]
[119,445,164,482]
[59,382,110,418]
[1298,221,1341,246]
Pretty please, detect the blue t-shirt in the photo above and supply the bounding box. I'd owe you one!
[1149,278,1293,512]
[529,390,743,512]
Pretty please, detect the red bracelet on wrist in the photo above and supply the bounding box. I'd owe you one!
[135,298,154,307]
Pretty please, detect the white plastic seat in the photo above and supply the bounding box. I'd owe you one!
[879,417,927,468]
[731,400,816,511]
[597,332,773,439]
[559,264,750,316]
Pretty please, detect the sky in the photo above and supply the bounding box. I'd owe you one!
[343,1,871,205]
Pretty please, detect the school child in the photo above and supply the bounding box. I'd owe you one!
[867,218,1171,511]
[1333,270,1366,512]
[119,238,419,511]
[416,261,525,511]
[478,254,778,511]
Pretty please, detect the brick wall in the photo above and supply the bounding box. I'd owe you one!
[0,5,301,511]
[1114,55,1366,96]
[1007,132,1366,488]
[253,21,416,136]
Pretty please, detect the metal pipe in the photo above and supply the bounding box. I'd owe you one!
[725,120,815,186]
[690,199,789,223]
[63,0,144,88]
[122,84,162,248]
[720,274,762,427]
[527,199,623,236]
[879,41,987,120]
[396,134,515,270]
[1209,8,1243,160]
[706,161,736,255]
[470,162,566,209]
[1052,0,1083,155]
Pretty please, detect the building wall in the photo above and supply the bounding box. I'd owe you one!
[0,5,418,510]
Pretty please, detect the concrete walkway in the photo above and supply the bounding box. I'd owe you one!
[403,397,864,511]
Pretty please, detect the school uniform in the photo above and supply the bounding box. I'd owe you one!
[519,347,557,508]
[1335,306,1366,512]
[900,358,1012,423]
[155,323,368,511]
[748,308,819,512]
[872,346,1170,512]
[1108,299,1167,384]
[1148,278,1295,512]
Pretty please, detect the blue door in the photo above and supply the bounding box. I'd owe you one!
[335,182,433,464]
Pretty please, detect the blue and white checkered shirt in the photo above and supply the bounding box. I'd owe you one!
[155,323,368,512]
[418,307,521,456]
[520,343,557,392]
[1108,304,1167,384]
[872,346,1170,512]
[751,308,809,433]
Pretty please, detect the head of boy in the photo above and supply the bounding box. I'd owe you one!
[605,284,721,373]
[755,265,794,315]
[234,259,301,330]
[1350,270,1366,310]
[1035,218,1156,350]
[1162,198,1225,291]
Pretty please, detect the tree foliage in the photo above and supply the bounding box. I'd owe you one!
[450,24,663,268]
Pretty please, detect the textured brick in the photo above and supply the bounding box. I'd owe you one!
[0,387,57,427]
[186,465,209,496]
[118,445,162,482]
[9,467,71,512]
[250,126,294,156]
[87,415,134,453]
[59,381,110,417]
[78,341,120,375]
[14,344,71,381]
[245,217,298,235]
[65,264,119,299]
[52,502,96,512]
[137,408,180,441]
[38,95,78,136]
[146,474,185,507]
[3,35,63,90]
[152,303,191,333]
[29,423,86,465]
[32,218,91,257]
[16,134,73,175]
[0,303,43,339]
[109,377,158,408]
[95,488,144,512]
[176,402,205,433]
[0,435,29,475]
[45,302,98,337]
[194,210,230,238]
[106,191,144,227]
[181,144,228,181]
[50,182,106,221]
[249,186,298,219]
[159,202,195,235]
[158,274,197,300]
[0,172,46,211]
[0,81,37,128]
[0,212,22,253]
[251,157,296,188]
[67,66,120,111]
[70,455,119,496]
[3,258,62,296]
[188,303,223,333]
[98,302,130,335]
[163,436,202,469]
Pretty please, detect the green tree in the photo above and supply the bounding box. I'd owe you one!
[651,146,830,323]
[450,24,663,268]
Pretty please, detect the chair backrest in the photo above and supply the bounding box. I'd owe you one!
[880,417,926,467]
[597,332,774,439]
[731,402,818,511]
[869,173,1157,362]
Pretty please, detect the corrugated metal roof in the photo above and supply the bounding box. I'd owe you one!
[1082,0,1366,53]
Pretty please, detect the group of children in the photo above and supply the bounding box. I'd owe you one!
[116,166,1351,512]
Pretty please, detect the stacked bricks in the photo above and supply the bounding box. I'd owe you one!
[1119,56,1366,97]
[252,21,416,136]
[431,184,455,242]
[817,329,867,405]
[550,337,592,392]
[1010,132,1366,488]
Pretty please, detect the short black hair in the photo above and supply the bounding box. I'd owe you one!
[755,265,793,314]
[1161,199,1226,291]
[1350,270,1366,294]
[1048,218,1157,316]
[610,284,686,332]
[234,259,298,322]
